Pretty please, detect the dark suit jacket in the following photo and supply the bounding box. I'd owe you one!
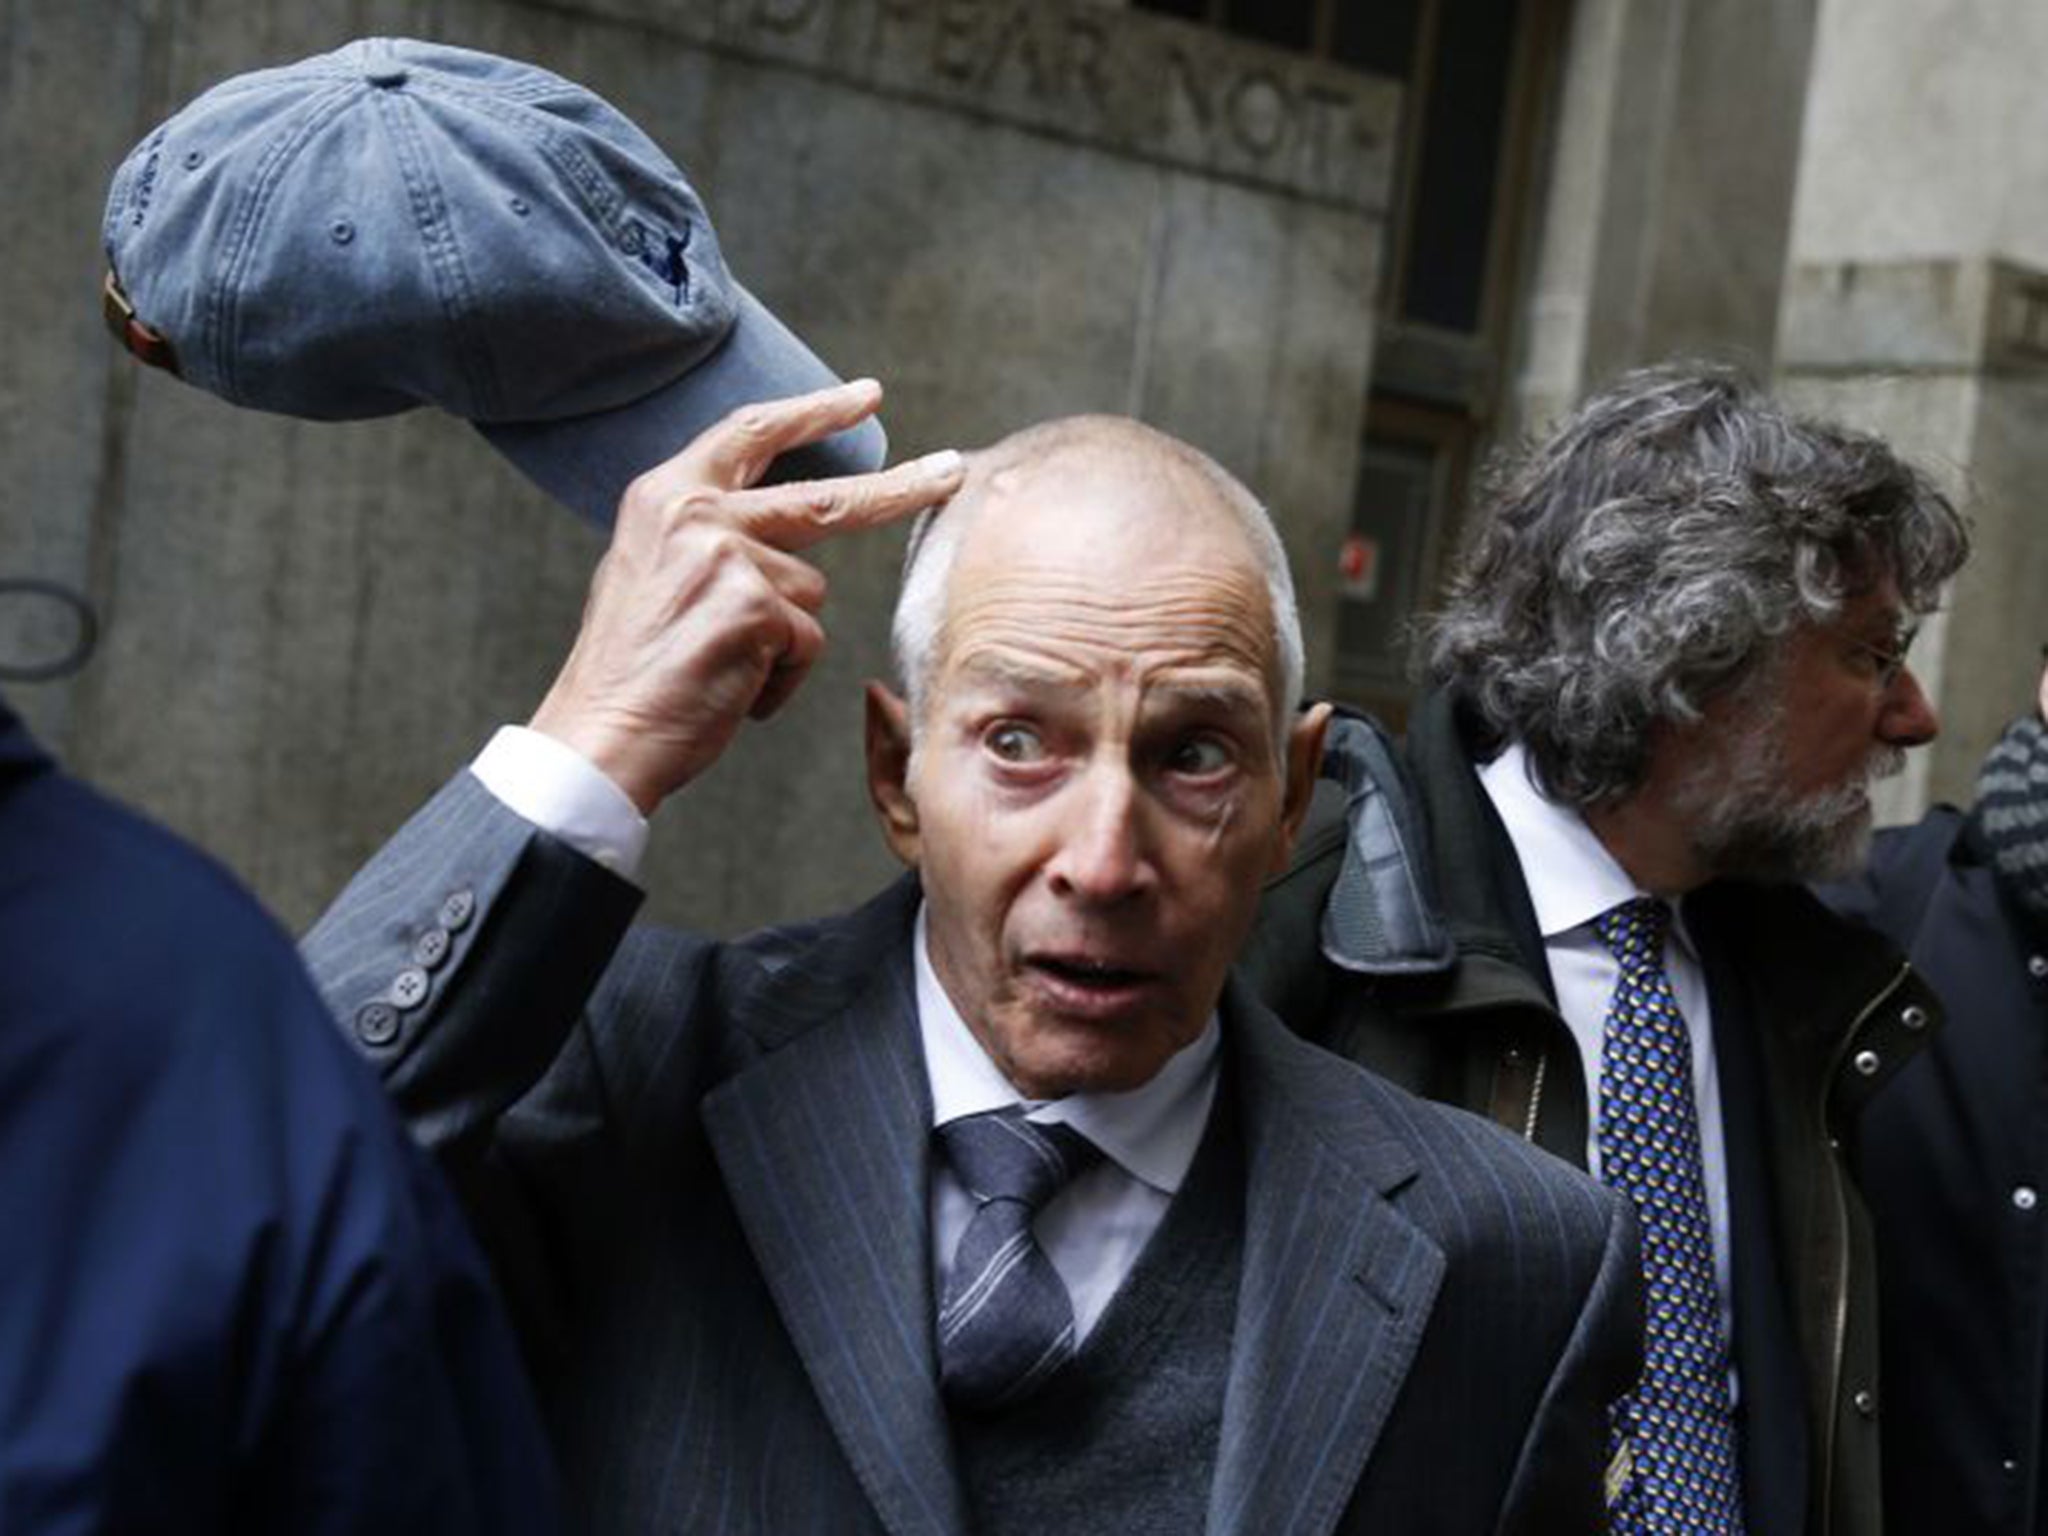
[304,771,1642,1535]
[0,699,556,1532]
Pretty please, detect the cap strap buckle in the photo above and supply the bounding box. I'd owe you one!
[102,270,180,376]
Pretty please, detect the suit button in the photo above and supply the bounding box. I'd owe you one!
[355,1001,400,1047]
[1852,1049,1881,1076]
[390,967,430,1010]
[1852,1387,1876,1417]
[412,925,452,970]
[440,889,476,932]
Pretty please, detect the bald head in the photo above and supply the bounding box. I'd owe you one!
[891,416,1305,749]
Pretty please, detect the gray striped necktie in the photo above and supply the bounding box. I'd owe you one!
[935,1107,1102,1413]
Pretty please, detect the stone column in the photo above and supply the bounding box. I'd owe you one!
[1506,0,1819,438]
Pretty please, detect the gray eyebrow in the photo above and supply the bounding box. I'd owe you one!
[948,658,1267,714]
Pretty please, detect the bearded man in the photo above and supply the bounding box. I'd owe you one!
[1244,363,1970,1536]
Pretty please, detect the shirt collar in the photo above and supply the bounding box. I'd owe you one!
[913,905,1218,1196]
[1476,740,1698,956]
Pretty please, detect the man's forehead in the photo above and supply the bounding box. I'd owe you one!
[953,448,1247,564]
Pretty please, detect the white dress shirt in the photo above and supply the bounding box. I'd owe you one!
[1476,741,1736,1354]
[471,725,650,877]
[467,724,1218,1341]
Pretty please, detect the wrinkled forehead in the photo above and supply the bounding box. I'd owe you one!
[934,450,1282,693]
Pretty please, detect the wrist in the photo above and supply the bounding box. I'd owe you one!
[526,703,668,816]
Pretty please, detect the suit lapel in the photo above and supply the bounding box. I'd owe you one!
[703,886,968,1536]
[1209,984,1447,1536]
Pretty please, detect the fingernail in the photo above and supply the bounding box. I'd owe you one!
[914,449,964,481]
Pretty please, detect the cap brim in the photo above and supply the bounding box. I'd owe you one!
[478,283,887,526]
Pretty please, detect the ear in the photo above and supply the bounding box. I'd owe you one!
[865,681,922,867]
[1270,701,1331,873]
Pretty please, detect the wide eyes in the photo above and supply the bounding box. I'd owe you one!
[984,722,1047,764]
[976,719,1239,783]
[1165,735,1234,777]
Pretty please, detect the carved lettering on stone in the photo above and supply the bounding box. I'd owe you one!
[593,0,1396,209]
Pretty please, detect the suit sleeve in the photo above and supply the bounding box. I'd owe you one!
[1497,1195,1645,1536]
[302,769,642,1161]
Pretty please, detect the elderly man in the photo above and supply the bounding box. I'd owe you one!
[304,383,1638,1534]
[1245,363,1972,1536]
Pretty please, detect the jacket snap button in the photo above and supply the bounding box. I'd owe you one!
[1852,1388,1876,1417]
[1900,1004,1929,1030]
[1852,1049,1881,1076]
[2029,955,2048,980]
[2015,1186,2039,1212]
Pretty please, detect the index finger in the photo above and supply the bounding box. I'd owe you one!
[679,379,887,493]
[723,449,968,553]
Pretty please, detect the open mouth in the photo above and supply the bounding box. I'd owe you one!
[1022,952,1161,1017]
[1030,955,1153,989]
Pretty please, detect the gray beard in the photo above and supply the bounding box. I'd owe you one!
[1679,732,1905,884]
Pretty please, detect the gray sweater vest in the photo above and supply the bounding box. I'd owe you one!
[950,1090,1245,1536]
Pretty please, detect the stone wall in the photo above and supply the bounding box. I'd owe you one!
[0,0,1395,932]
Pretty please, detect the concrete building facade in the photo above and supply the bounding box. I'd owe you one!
[0,0,2039,932]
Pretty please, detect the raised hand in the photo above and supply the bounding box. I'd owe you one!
[528,380,965,814]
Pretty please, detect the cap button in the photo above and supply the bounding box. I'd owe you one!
[364,62,409,87]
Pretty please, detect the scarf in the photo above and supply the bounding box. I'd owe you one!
[1969,712,2048,924]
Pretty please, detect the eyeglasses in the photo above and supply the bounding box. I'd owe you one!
[1848,627,1917,691]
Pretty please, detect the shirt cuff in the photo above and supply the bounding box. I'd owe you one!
[471,725,650,883]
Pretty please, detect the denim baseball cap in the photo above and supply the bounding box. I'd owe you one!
[101,36,884,525]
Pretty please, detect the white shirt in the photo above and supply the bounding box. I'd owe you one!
[1476,741,1736,1353]
[468,724,1216,1340]
[471,725,649,877]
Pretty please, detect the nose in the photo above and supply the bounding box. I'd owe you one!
[1881,665,1941,748]
[1046,766,1156,907]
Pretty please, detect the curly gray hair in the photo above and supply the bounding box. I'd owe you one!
[1424,362,1970,807]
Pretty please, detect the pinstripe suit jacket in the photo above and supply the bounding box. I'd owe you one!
[304,771,1641,1535]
